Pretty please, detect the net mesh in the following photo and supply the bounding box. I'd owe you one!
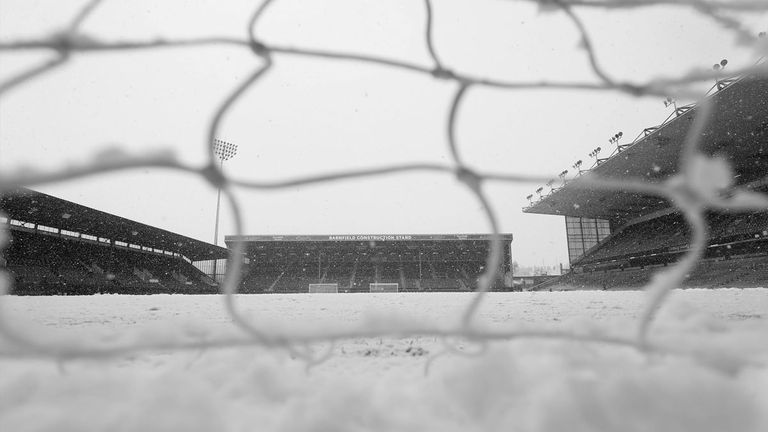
[0,0,767,367]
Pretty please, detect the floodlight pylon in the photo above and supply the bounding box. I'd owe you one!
[212,138,238,283]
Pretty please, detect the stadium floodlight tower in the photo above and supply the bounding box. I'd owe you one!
[588,147,602,165]
[609,131,623,149]
[212,139,238,246]
[211,138,237,284]
[712,58,730,89]
[572,160,583,175]
[609,131,629,153]
[663,96,677,111]
[712,58,728,72]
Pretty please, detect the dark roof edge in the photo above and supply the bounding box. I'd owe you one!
[226,234,514,243]
[1,187,228,260]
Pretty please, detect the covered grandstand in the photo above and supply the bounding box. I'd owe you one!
[226,234,514,293]
[524,69,768,289]
[1,188,228,295]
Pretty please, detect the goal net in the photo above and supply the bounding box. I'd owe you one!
[369,283,399,293]
[308,283,338,293]
[2,4,768,430]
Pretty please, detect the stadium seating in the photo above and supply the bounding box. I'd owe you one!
[544,209,768,291]
[227,235,513,294]
[234,254,493,294]
[542,255,768,290]
[579,213,688,264]
[5,230,214,295]
[577,211,768,269]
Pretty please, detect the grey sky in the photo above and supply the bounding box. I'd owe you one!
[1,0,766,267]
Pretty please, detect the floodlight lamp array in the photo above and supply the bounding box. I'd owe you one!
[608,131,623,146]
[213,138,238,162]
[712,59,728,71]
[524,52,759,211]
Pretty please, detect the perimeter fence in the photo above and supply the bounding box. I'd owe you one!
[0,0,767,369]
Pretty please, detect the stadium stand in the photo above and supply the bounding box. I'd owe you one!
[226,234,514,293]
[1,188,228,295]
[525,70,768,290]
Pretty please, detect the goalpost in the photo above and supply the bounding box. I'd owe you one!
[369,283,399,293]
[308,283,338,293]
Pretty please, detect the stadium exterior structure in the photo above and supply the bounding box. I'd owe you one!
[226,234,514,293]
[1,188,227,295]
[524,68,768,289]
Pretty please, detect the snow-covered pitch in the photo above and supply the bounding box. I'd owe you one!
[1,289,767,432]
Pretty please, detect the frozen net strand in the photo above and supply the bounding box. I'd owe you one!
[0,0,767,369]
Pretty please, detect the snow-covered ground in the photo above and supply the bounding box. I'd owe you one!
[1,289,767,432]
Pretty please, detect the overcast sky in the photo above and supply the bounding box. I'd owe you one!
[1,0,766,267]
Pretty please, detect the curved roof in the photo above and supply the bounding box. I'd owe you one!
[524,70,768,221]
[1,188,228,261]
